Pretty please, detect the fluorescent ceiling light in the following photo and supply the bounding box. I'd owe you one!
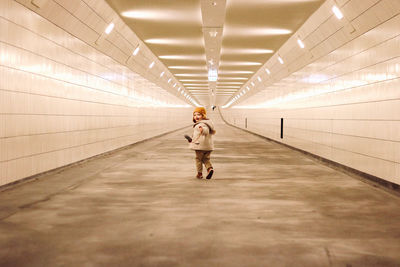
[218,77,248,80]
[297,38,305,48]
[168,78,172,83]
[217,82,244,84]
[278,56,284,64]
[222,48,274,54]
[265,68,271,74]
[230,0,322,3]
[219,70,254,74]
[173,83,177,88]
[105,23,114,34]
[208,68,218,81]
[159,55,206,60]
[160,71,165,77]
[332,6,344,20]
[220,61,262,66]
[168,66,206,70]
[257,76,262,82]
[179,79,209,82]
[121,10,200,22]
[149,61,155,68]
[183,84,209,86]
[133,46,140,56]
[251,82,255,86]
[225,26,291,36]
[146,38,202,45]
[175,73,208,77]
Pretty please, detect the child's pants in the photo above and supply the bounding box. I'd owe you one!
[195,150,212,173]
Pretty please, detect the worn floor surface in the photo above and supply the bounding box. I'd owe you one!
[1,113,400,266]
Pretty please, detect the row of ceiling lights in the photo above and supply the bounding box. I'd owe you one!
[224,5,345,108]
[103,22,198,106]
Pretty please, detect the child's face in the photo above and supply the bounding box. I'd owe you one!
[193,112,203,122]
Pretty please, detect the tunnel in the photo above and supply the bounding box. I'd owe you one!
[1,0,400,266]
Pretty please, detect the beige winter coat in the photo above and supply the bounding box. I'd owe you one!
[189,119,216,151]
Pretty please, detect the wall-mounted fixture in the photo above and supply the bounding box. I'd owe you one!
[208,69,218,81]
[278,56,284,64]
[105,23,115,34]
[133,46,140,55]
[332,6,343,20]
[297,38,305,48]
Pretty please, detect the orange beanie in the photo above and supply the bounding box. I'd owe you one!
[193,107,207,116]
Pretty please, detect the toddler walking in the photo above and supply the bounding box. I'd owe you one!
[187,107,216,179]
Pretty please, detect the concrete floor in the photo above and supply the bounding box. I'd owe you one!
[1,113,400,267]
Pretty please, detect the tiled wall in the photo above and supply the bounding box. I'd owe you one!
[222,0,400,185]
[0,0,191,186]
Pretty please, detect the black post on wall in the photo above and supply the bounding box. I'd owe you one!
[280,118,283,139]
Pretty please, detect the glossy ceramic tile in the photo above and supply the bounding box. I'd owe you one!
[0,0,192,186]
[224,0,400,185]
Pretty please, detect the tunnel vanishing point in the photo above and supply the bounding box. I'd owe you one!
[1,0,400,266]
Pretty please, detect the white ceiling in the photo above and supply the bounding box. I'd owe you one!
[105,0,325,107]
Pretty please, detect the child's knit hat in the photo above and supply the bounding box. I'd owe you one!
[193,107,207,117]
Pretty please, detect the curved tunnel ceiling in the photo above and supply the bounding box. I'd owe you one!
[105,0,325,107]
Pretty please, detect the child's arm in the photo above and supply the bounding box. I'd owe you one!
[192,126,201,144]
[198,125,209,135]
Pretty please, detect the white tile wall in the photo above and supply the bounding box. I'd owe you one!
[222,0,400,185]
[11,0,195,106]
[0,0,192,186]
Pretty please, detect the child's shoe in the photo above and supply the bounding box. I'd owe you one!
[196,172,203,179]
[206,167,214,179]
